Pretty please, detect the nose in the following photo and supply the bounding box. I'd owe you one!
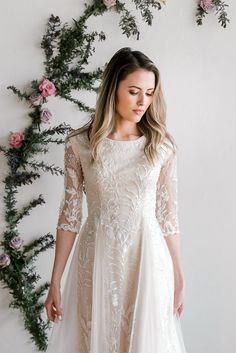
[137,94,146,106]
[138,101,144,106]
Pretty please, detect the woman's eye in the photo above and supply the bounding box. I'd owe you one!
[129,91,153,96]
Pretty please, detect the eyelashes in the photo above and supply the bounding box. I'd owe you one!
[129,91,154,97]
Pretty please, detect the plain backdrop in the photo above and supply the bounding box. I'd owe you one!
[0,1,236,352]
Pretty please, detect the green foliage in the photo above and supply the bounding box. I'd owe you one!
[132,0,163,25]
[196,0,230,28]
[0,233,54,351]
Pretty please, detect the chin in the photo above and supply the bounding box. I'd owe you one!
[128,117,141,123]
[135,116,143,122]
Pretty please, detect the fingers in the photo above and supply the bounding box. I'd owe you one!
[45,301,63,322]
[174,288,185,317]
[177,303,183,317]
[44,292,63,322]
[45,302,56,322]
[53,295,63,319]
[174,302,184,317]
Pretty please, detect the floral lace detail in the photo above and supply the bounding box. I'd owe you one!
[156,147,180,237]
[48,132,187,353]
[56,137,84,233]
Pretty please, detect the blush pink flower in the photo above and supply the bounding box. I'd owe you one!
[40,108,52,124]
[200,0,215,11]
[0,253,11,269]
[38,78,56,97]
[103,0,116,9]
[9,236,24,250]
[9,132,25,149]
[29,92,43,106]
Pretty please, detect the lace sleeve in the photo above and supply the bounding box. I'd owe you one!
[156,148,181,237]
[56,137,84,234]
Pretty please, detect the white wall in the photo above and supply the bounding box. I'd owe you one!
[0,1,236,352]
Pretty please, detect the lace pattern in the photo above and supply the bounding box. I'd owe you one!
[47,133,187,353]
[56,138,84,233]
[156,148,180,237]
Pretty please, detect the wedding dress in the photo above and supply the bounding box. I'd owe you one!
[46,130,187,353]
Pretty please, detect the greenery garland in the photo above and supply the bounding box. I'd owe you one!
[0,0,166,351]
[196,0,230,27]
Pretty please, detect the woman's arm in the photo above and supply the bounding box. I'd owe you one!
[45,136,84,322]
[156,145,185,316]
[45,230,76,323]
[164,234,185,285]
[165,234,185,317]
[49,229,77,286]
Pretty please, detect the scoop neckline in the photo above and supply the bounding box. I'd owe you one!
[104,135,145,142]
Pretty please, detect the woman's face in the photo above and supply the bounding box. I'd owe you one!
[115,68,155,123]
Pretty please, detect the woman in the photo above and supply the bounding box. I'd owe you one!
[45,47,187,353]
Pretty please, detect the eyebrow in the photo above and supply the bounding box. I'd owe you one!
[128,85,155,91]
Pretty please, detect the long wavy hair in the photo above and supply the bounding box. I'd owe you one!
[67,47,177,164]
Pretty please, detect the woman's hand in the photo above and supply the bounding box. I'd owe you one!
[44,282,63,322]
[173,275,186,317]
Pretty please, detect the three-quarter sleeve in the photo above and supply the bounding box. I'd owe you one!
[56,137,84,234]
[156,147,181,237]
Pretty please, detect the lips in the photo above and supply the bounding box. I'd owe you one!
[133,110,144,115]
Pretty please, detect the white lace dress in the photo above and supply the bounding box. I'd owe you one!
[46,131,187,353]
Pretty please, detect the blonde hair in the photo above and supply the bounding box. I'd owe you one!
[67,47,177,164]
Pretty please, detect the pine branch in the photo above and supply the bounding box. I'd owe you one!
[59,93,94,112]
[74,31,98,67]
[14,194,46,225]
[39,122,72,137]
[34,282,51,300]
[43,138,64,144]
[27,161,63,175]
[10,290,51,351]
[214,0,230,28]
[41,14,62,62]
[23,233,54,256]
[0,230,19,244]
[132,0,162,25]
[6,86,30,101]
[68,68,104,91]
[23,234,55,267]
[116,2,140,39]
[196,5,206,26]
[3,183,18,224]
[5,171,41,187]
[25,243,54,265]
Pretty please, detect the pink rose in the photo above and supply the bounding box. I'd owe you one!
[0,253,11,269]
[103,0,116,9]
[9,132,25,149]
[9,236,24,250]
[29,92,43,106]
[200,0,215,11]
[38,78,56,97]
[40,108,52,124]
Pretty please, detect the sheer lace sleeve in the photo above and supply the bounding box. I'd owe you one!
[56,137,84,234]
[156,148,181,237]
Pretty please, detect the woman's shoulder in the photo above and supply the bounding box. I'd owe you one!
[157,137,171,153]
[65,128,89,146]
[158,136,178,163]
[64,129,90,162]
